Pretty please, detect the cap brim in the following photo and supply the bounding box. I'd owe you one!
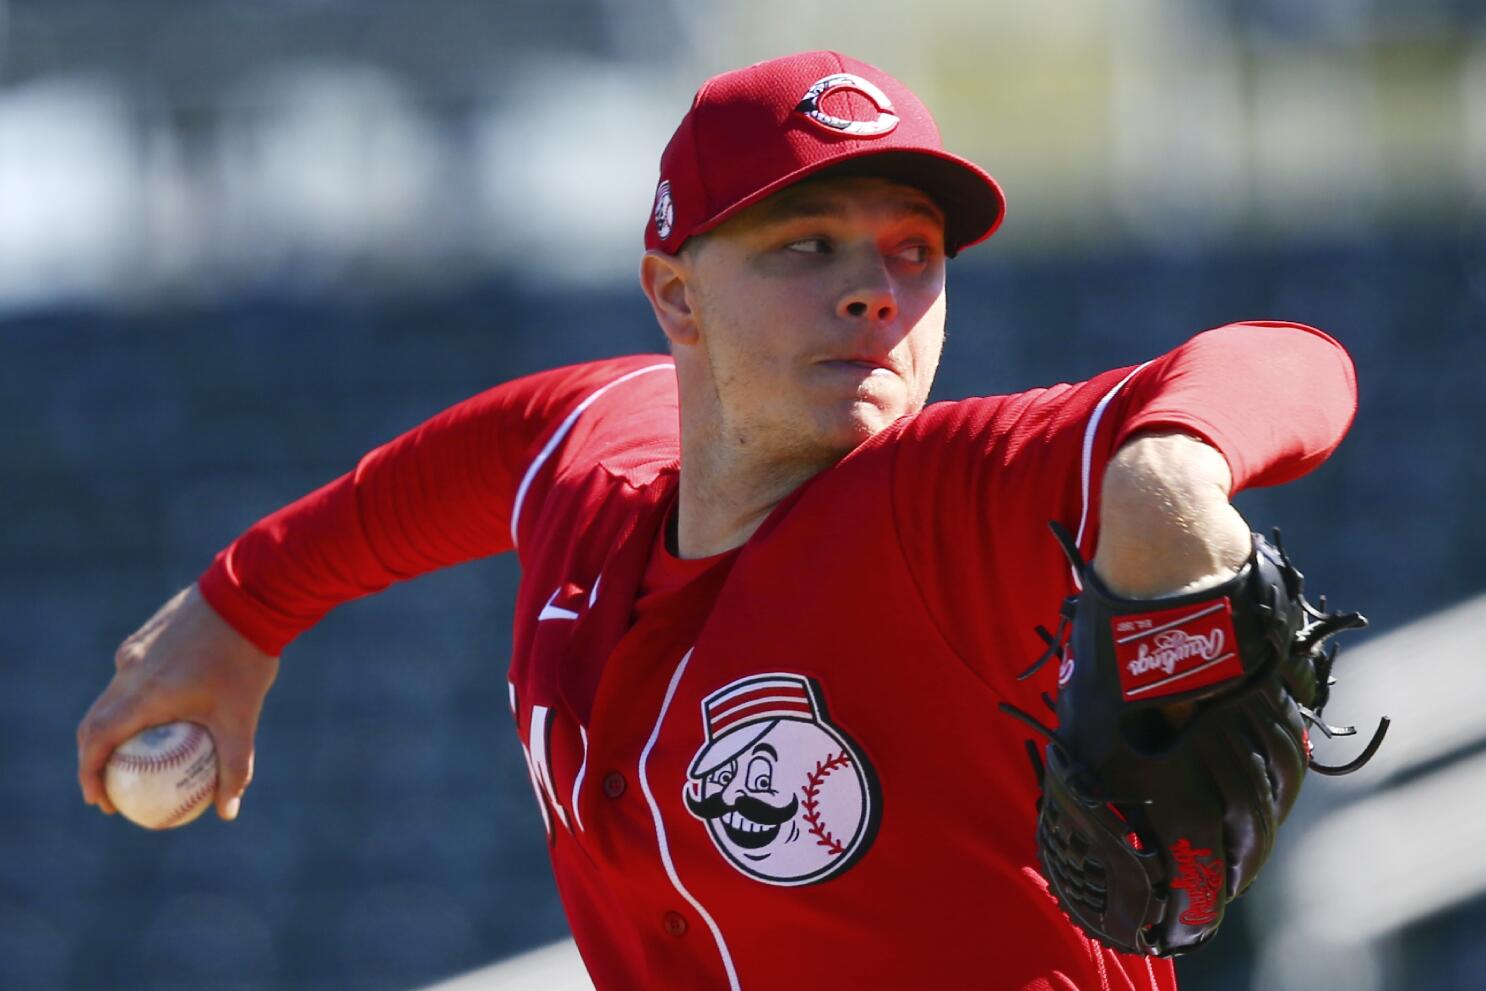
[689,147,1006,257]
[687,721,777,779]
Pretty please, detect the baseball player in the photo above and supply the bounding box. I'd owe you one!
[78,51,1382,989]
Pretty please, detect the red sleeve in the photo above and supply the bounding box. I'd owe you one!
[891,320,1356,693]
[198,355,675,656]
[1108,320,1358,492]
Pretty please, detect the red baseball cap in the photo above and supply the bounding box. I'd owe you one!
[645,50,1006,257]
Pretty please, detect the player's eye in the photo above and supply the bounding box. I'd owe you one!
[745,756,774,792]
[895,243,932,264]
[785,237,830,255]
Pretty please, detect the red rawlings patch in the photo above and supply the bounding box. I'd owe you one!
[1168,838,1224,926]
[1111,599,1243,702]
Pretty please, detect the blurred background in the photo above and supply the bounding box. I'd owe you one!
[2,1,1483,989]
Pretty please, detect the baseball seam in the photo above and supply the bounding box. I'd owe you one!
[158,781,216,829]
[801,751,852,856]
[108,724,207,775]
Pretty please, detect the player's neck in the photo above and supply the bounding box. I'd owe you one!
[673,427,835,559]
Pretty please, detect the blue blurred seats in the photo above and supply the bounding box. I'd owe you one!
[5,234,1481,988]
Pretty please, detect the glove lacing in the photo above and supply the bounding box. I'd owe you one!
[1001,521,1389,781]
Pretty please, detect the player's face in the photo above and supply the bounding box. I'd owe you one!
[681,176,948,463]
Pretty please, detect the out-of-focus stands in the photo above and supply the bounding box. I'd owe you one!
[2,234,1480,990]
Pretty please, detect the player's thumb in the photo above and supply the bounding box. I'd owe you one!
[210,722,256,821]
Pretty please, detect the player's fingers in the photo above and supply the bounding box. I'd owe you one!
[76,684,166,814]
[77,724,120,814]
[210,722,256,821]
[77,694,125,811]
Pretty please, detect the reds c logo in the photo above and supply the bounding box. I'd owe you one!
[652,180,675,239]
[684,673,879,886]
[795,73,900,137]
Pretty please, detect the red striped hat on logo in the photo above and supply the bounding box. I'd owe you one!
[646,50,1006,257]
[688,673,822,777]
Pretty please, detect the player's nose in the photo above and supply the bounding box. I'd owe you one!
[836,251,897,324]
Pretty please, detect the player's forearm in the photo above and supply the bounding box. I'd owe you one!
[198,470,400,655]
[1111,321,1358,493]
[1091,431,1251,598]
[199,392,524,655]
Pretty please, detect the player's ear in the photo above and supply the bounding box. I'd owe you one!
[639,249,700,347]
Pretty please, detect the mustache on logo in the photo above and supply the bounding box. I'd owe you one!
[685,790,799,826]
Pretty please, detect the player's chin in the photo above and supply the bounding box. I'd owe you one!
[824,399,903,448]
[801,378,912,444]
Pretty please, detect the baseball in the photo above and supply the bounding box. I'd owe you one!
[104,721,218,830]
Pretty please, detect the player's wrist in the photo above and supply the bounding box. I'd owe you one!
[1093,431,1250,598]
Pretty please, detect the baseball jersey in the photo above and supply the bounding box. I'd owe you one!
[199,321,1358,991]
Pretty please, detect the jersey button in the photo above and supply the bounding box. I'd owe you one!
[662,911,688,937]
[602,771,627,798]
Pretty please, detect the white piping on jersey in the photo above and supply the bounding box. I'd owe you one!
[519,745,552,836]
[510,362,674,549]
[639,648,741,991]
[530,705,570,831]
[537,587,581,622]
[571,724,589,832]
[1072,361,1153,591]
[509,681,553,835]
[588,571,602,609]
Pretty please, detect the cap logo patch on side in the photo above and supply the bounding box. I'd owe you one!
[1111,599,1243,702]
[652,179,674,239]
[795,73,900,137]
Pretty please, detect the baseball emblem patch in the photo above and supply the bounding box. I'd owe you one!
[652,179,675,240]
[684,673,878,886]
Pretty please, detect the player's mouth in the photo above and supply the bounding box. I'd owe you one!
[820,356,894,374]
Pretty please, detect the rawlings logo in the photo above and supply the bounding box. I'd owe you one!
[1126,628,1226,678]
[1168,838,1224,926]
[1112,600,1243,702]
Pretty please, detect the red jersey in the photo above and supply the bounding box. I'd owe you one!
[199,321,1358,991]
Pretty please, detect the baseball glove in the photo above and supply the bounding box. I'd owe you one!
[1002,522,1389,957]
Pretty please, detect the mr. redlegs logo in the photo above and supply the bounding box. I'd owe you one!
[1111,600,1244,702]
[1168,838,1225,926]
